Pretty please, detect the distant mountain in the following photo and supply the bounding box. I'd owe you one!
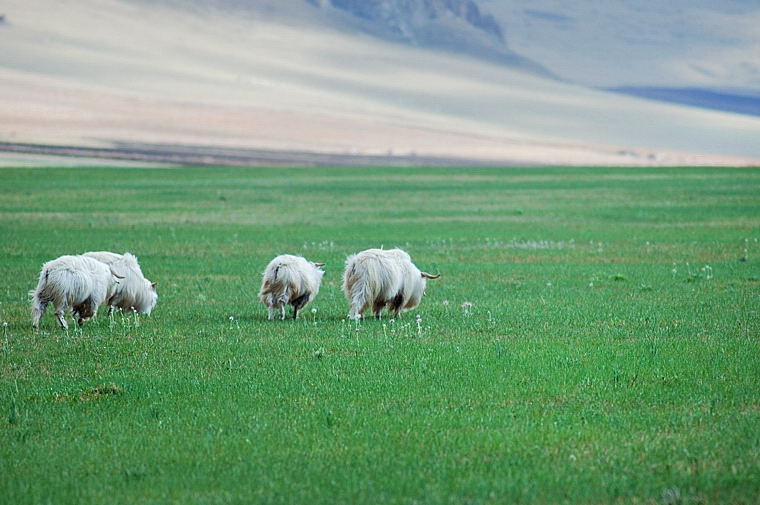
[311,0,504,43]
[306,0,553,76]
[3,0,760,164]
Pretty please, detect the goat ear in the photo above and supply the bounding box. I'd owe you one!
[151,282,157,289]
[421,272,440,279]
[314,262,325,267]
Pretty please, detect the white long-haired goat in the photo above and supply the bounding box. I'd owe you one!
[342,248,439,320]
[83,251,157,315]
[258,254,325,320]
[30,255,124,329]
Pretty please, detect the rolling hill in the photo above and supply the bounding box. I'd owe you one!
[1,0,759,166]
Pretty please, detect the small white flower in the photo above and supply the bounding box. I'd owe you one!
[311,308,317,314]
[546,282,552,287]
[2,322,7,327]
[588,282,594,288]
[229,316,235,321]
[461,301,473,308]
[442,300,449,306]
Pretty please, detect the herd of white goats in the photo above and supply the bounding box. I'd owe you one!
[30,249,440,329]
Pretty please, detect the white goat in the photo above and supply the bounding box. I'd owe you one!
[342,248,439,320]
[83,251,158,315]
[258,254,324,320]
[30,255,124,329]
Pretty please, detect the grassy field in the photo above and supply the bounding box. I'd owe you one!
[1,164,759,505]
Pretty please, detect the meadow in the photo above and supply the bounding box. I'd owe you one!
[1,164,758,505]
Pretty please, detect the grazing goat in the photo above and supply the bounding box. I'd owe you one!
[342,248,439,320]
[83,251,158,315]
[31,255,124,329]
[258,254,325,320]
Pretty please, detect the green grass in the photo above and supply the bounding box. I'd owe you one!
[1,165,759,505]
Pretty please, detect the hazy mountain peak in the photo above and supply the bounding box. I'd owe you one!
[312,0,504,43]
[306,0,553,76]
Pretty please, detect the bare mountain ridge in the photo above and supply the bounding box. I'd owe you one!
[310,0,552,75]
[315,0,504,42]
